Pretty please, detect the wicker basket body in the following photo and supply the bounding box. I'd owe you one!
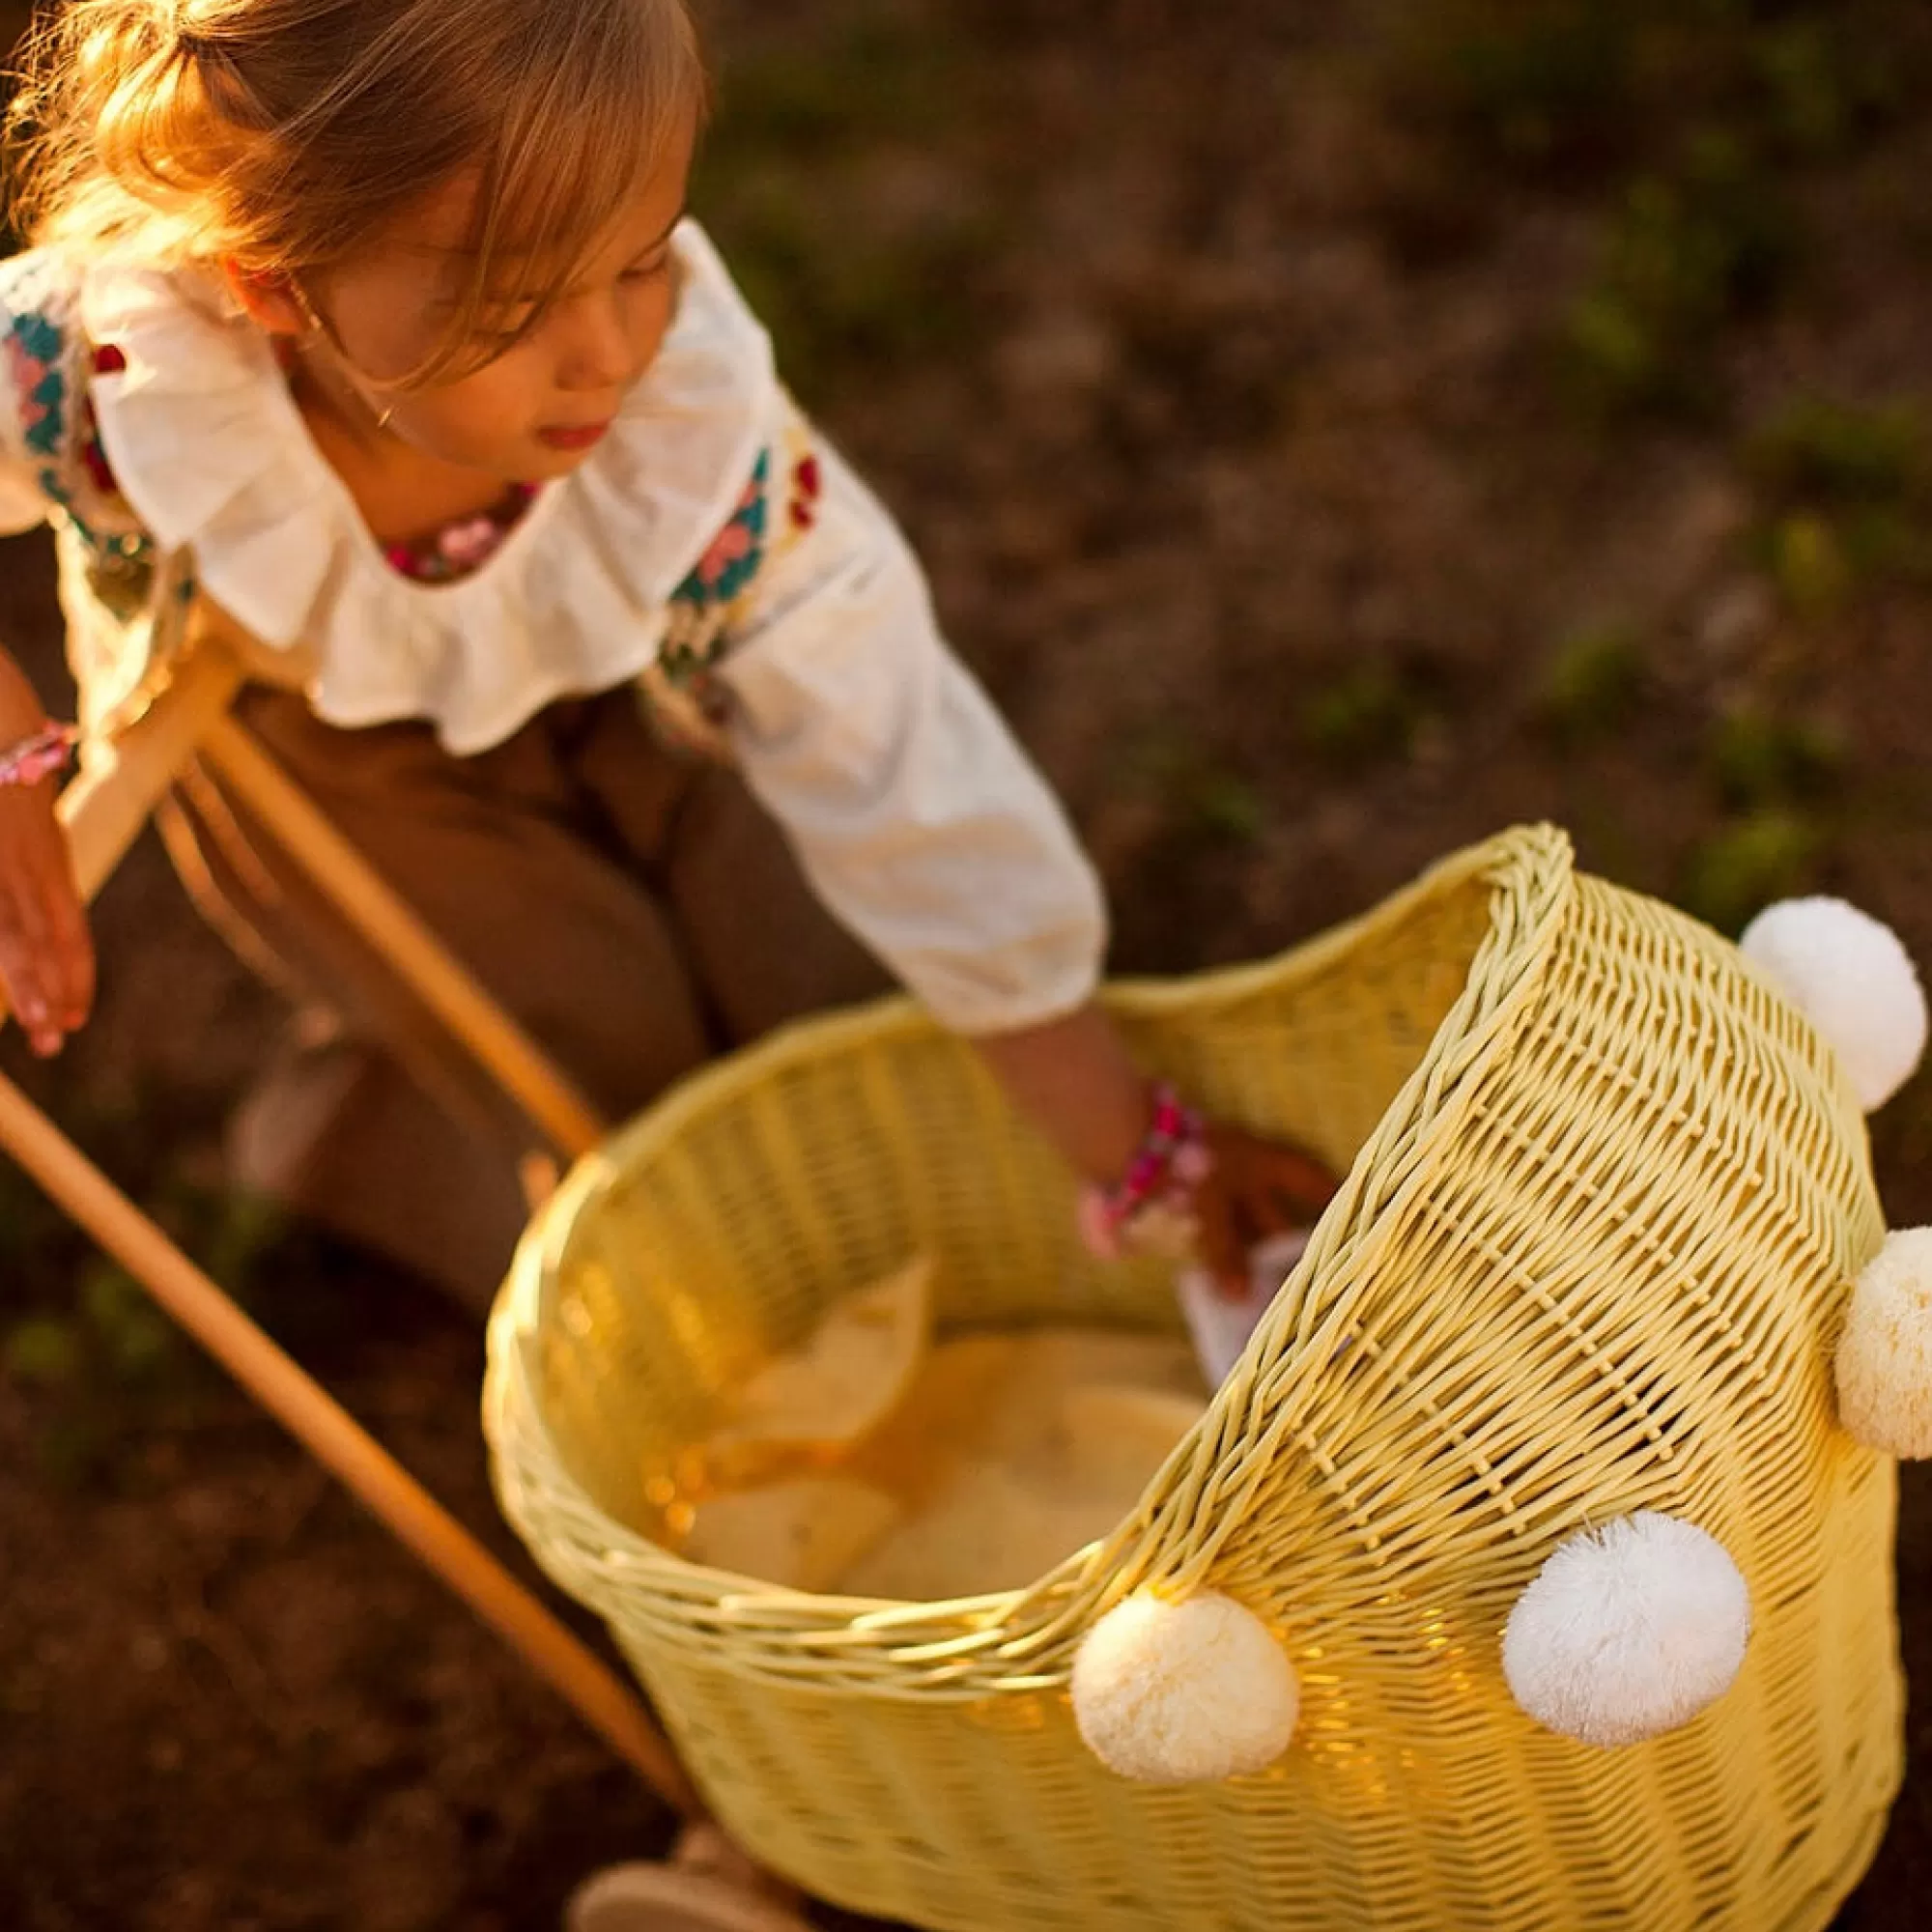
[485,826,1902,1931]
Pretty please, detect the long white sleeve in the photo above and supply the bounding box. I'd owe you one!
[714,424,1107,1035]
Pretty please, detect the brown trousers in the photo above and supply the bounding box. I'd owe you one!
[161,684,889,1310]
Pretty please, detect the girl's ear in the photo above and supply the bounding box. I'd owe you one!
[219,259,309,337]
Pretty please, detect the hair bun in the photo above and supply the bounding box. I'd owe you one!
[168,1,213,61]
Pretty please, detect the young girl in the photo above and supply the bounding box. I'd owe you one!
[0,0,1330,1309]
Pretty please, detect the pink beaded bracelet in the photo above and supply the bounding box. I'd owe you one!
[0,723,78,790]
[1077,1082,1214,1262]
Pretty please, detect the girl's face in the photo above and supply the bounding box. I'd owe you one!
[258,115,697,482]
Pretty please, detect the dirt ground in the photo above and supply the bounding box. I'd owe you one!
[3,1,1931,1926]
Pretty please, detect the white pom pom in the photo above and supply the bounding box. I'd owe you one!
[1835,1228,1932,1458]
[1071,1589,1299,1782]
[1503,1513,1751,1747]
[1740,897,1927,1111]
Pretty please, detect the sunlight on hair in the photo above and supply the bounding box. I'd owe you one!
[3,0,709,384]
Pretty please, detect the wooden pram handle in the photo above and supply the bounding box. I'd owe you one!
[0,639,697,1817]
[0,1069,697,1816]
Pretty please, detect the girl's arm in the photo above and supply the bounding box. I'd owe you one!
[969,1003,1150,1179]
[0,258,94,1054]
[972,1003,1337,1292]
[707,400,1336,1282]
[0,642,94,1057]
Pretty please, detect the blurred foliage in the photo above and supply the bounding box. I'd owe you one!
[1747,395,1923,507]
[1299,664,1425,764]
[1681,806,1826,934]
[696,169,998,401]
[0,1083,287,1489]
[1392,0,1924,177]
[1106,725,1275,978]
[1123,728,1269,850]
[1387,1,1931,419]
[1536,623,1646,743]
[1752,510,1857,615]
[1709,704,1844,809]
[1389,0,1642,174]
[1561,133,1797,417]
[1683,696,1849,932]
[692,3,998,401]
[1747,15,1906,163]
[1741,396,1932,608]
[706,4,963,152]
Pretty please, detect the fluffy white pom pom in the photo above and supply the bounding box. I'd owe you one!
[1835,1228,1932,1459]
[1740,897,1927,1111]
[1503,1513,1751,1747]
[1071,1589,1299,1782]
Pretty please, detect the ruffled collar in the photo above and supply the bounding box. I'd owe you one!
[78,221,776,753]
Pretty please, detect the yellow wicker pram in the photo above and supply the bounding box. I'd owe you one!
[484,824,1906,1932]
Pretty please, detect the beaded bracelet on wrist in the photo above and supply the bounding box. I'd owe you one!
[0,723,79,790]
[1076,1082,1214,1262]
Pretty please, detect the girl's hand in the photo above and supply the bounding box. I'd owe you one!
[0,777,94,1057]
[968,1005,1342,1294]
[1193,1122,1338,1298]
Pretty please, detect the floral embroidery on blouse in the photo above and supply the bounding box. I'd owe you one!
[2,300,154,623]
[5,307,66,459]
[659,447,771,696]
[642,424,824,754]
[788,450,822,533]
[77,346,128,501]
[57,356,156,613]
[681,448,771,603]
[660,417,825,679]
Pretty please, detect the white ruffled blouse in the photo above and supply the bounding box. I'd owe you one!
[0,222,1105,1034]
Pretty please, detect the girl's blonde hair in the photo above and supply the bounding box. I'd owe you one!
[4,0,707,380]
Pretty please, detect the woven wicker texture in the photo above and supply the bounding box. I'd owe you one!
[485,825,1903,1931]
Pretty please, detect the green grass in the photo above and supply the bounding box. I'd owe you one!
[1756,510,1857,613]
[1747,395,1923,507]
[0,1088,288,1490]
[1393,0,1639,171]
[2,1313,82,1388]
[1740,395,1932,607]
[1388,1,1925,178]
[1682,689,1847,932]
[700,166,998,399]
[1437,3,1932,423]
[706,5,974,156]
[1299,666,1424,764]
[1748,16,1907,162]
[692,4,996,399]
[1122,730,1269,850]
[1560,132,1798,417]
[1537,624,1646,741]
[1709,705,1844,808]
[1681,806,1826,934]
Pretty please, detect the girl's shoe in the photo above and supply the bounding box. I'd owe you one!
[565,1823,814,1932]
[564,1863,814,1932]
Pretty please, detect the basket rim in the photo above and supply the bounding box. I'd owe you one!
[483,822,1576,1693]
